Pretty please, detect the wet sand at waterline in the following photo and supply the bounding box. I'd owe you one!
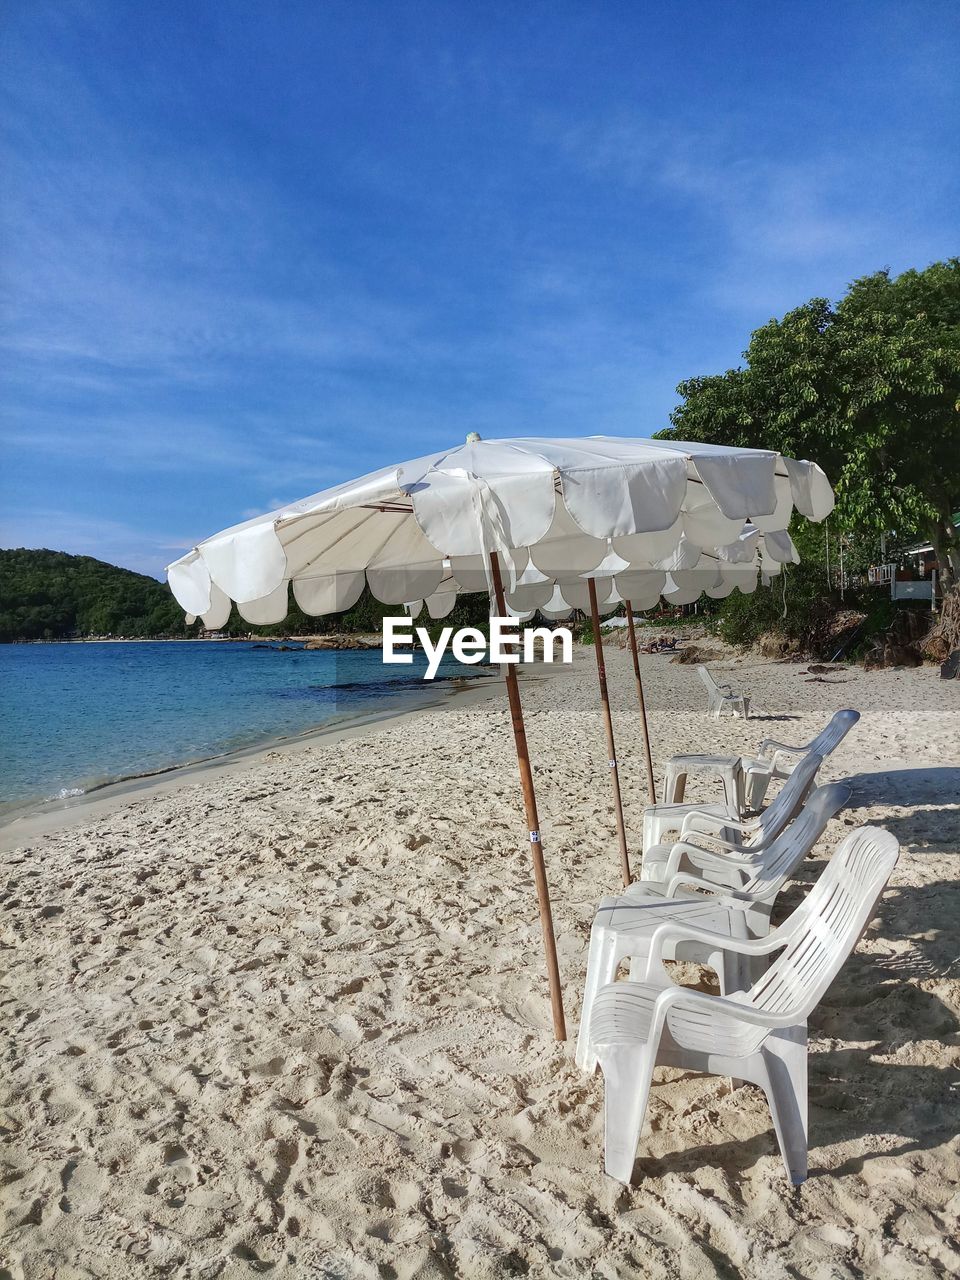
[2,647,958,1278]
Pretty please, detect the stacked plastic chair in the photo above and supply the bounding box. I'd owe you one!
[588,828,899,1184]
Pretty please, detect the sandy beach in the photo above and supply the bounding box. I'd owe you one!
[2,647,958,1278]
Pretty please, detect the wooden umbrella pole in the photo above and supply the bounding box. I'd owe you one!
[489,552,567,1042]
[623,600,657,805]
[588,579,632,886]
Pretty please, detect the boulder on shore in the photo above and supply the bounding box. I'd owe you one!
[303,634,381,651]
[756,632,801,659]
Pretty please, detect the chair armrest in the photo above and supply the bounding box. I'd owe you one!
[649,917,785,958]
[662,872,745,899]
[661,872,723,898]
[658,844,754,894]
[757,738,806,758]
[593,976,799,1058]
[673,828,763,856]
[667,838,762,869]
[648,984,801,1031]
[642,919,785,984]
[683,810,761,838]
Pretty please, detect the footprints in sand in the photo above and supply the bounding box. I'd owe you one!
[3,663,959,1276]
[143,1143,198,1207]
[57,1157,109,1216]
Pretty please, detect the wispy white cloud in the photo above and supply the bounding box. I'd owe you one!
[0,404,338,481]
[544,109,957,319]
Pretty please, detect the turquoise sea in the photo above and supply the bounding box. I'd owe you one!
[0,640,489,820]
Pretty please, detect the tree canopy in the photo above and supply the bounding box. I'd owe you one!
[0,548,493,642]
[0,548,198,642]
[660,259,960,579]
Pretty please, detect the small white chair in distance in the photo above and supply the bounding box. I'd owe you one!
[697,664,750,719]
[590,826,900,1184]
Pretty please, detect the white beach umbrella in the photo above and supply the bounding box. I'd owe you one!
[167,434,833,1041]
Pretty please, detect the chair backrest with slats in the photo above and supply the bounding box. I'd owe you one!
[697,665,722,696]
[754,751,824,842]
[743,782,850,897]
[746,827,899,1019]
[809,709,861,758]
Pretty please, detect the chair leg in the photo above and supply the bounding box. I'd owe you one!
[664,766,685,804]
[760,1025,808,1184]
[575,929,619,1073]
[747,769,771,810]
[599,1042,656,1183]
[734,765,746,816]
[742,949,769,989]
[715,944,740,997]
[720,767,739,812]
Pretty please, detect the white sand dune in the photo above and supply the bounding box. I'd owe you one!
[1,648,958,1278]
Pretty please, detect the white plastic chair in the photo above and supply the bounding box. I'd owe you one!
[663,709,860,818]
[696,664,750,719]
[589,826,899,1184]
[741,709,860,809]
[642,750,824,871]
[647,747,834,880]
[576,782,850,1072]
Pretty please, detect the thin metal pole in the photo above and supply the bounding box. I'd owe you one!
[839,536,845,601]
[623,600,656,805]
[588,579,632,886]
[489,552,566,1041]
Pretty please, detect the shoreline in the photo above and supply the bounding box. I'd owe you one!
[0,667,512,852]
[4,635,377,645]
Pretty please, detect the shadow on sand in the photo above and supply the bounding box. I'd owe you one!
[627,832,960,1188]
[841,768,960,848]
[632,965,958,1188]
[840,766,960,806]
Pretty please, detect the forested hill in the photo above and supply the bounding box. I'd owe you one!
[0,548,194,642]
[0,547,494,643]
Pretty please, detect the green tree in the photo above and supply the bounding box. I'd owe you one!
[0,549,198,642]
[661,260,960,581]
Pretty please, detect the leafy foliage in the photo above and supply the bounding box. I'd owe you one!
[661,259,960,579]
[708,520,833,651]
[705,521,931,661]
[0,548,198,642]
[0,548,495,643]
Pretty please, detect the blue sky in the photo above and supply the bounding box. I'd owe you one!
[2,1,958,576]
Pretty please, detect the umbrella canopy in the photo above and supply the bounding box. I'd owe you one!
[167,436,832,627]
[166,435,834,1042]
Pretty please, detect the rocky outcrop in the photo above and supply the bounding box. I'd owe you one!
[756,632,802,659]
[303,634,381,651]
[670,643,725,664]
[924,585,960,668]
[863,609,928,669]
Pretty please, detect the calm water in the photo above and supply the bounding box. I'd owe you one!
[0,641,488,818]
